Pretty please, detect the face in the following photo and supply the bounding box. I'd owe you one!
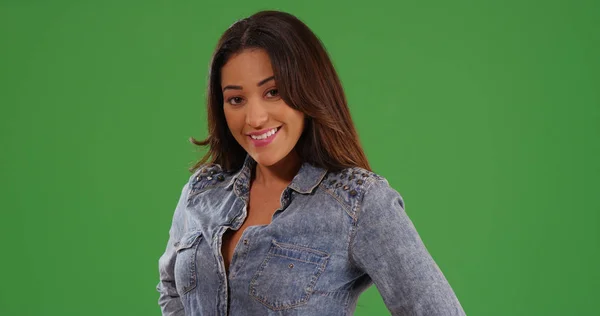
[221,48,305,167]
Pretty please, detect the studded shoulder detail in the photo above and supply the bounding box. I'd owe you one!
[186,163,230,203]
[320,167,385,216]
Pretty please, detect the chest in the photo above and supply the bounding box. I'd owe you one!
[174,186,361,313]
[221,186,284,271]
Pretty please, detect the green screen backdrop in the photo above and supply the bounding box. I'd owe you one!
[1,0,599,315]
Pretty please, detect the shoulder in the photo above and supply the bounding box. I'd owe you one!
[319,166,390,218]
[186,163,235,197]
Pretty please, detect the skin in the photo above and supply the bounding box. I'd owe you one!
[220,48,306,271]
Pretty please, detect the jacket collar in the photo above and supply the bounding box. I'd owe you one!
[226,153,328,195]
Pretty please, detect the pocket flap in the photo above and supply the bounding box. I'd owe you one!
[271,240,330,264]
[176,231,202,251]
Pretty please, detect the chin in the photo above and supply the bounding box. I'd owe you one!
[249,147,293,168]
[252,153,282,167]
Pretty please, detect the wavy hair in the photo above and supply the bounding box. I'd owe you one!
[189,10,371,173]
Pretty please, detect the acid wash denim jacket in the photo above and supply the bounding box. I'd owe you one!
[156,154,466,316]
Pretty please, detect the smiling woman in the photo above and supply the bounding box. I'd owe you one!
[156,10,466,316]
[220,49,305,168]
[188,10,370,174]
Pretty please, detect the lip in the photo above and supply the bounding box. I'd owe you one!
[247,126,281,148]
[246,127,281,136]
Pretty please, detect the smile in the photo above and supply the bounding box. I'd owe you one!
[249,127,280,140]
[247,127,281,147]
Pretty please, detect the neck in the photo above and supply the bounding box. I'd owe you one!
[252,151,302,189]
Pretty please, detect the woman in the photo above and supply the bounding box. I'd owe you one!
[157,10,465,316]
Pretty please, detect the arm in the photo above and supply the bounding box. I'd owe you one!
[350,178,466,316]
[156,181,190,316]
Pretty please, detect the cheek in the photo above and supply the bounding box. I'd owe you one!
[290,112,305,135]
[223,108,243,130]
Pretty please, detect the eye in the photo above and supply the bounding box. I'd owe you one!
[227,96,244,106]
[265,88,279,98]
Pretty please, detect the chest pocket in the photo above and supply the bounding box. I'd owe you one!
[249,240,330,311]
[174,231,203,295]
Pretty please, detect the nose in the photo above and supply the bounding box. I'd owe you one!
[245,98,268,128]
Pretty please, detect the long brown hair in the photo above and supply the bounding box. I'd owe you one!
[189,10,371,173]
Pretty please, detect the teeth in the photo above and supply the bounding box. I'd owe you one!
[250,127,278,140]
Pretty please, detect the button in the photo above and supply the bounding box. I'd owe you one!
[243,239,248,245]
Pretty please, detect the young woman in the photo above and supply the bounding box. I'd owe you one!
[157,10,465,316]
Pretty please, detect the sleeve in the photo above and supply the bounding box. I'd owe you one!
[156,180,191,316]
[349,178,466,316]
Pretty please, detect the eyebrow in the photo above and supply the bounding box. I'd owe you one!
[222,76,275,92]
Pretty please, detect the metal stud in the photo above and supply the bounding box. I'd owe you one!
[207,176,213,180]
[217,174,224,181]
[350,189,357,196]
[288,264,294,269]
[356,179,363,185]
[343,185,349,191]
[335,183,342,188]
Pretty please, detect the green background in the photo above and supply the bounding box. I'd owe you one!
[1,0,598,315]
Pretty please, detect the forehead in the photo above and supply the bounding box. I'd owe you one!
[221,49,274,84]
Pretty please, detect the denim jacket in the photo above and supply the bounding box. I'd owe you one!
[156,154,466,315]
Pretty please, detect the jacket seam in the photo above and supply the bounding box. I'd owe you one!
[186,181,231,207]
[347,177,379,270]
[318,185,354,218]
